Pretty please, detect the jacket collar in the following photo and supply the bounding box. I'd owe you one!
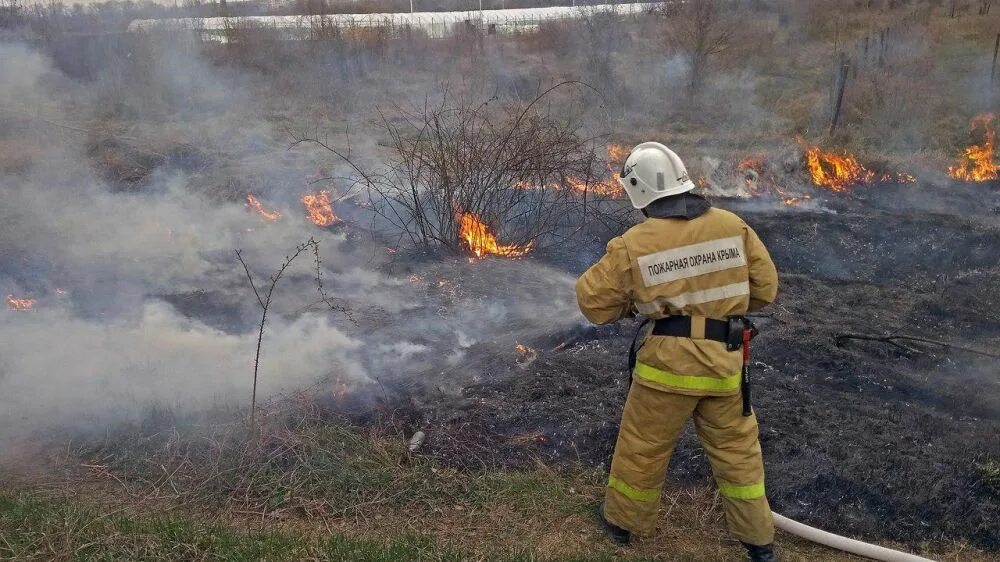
[643,193,712,220]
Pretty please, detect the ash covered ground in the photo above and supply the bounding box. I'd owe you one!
[353,183,1000,550]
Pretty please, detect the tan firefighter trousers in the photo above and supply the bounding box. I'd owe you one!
[603,382,774,546]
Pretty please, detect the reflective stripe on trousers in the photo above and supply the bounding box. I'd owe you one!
[633,361,742,392]
[603,383,774,545]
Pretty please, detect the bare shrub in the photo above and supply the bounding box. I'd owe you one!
[292,84,629,254]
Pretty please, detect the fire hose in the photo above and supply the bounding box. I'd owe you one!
[770,512,936,562]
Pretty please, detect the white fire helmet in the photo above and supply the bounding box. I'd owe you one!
[617,142,696,209]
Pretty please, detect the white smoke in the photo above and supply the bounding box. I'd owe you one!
[0,41,587,446]
[0,303,364,440]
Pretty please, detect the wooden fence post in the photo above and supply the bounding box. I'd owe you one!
[992,32,1000,83]
[830,55,850,134]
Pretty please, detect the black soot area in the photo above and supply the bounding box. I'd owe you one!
[385,190,1000,550]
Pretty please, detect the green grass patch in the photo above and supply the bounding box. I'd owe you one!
[0,491,491,561]
[0,491,647,561]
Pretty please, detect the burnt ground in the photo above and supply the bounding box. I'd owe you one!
[363,184,1000,550]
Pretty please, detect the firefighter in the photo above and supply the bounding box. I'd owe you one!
[576,143,779,562]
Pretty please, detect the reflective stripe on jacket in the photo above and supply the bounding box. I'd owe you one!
[576,207,778,396]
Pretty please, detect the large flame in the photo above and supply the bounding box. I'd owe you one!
[804,147,875,192]
[301,191,340,227]
[5,295,35,311]
[457,212,533,258]
[948,113,998,182]
[804,146,916,191]
[246,193,281,222]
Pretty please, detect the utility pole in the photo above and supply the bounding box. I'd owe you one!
[410,0,413,12]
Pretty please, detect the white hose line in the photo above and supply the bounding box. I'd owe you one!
[772,512,936,562]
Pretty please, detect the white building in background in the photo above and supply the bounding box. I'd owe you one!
[129,2,666,40]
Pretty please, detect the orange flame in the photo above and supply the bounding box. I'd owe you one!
[738,155,767,186]
[948,113,998,182]
[804,147,875,192]
[565,176,622,197]
[458,212,533,258]
[301,191,340,227]
[5,295,35,311]
[562,143,630,197]
[781,195,812,206]
[607,143,630,168]
[246,193,281,222]
[514,341,538,368]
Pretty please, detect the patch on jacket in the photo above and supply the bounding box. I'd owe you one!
[637,236,747,287]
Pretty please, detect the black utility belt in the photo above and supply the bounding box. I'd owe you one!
[649,315,747,351]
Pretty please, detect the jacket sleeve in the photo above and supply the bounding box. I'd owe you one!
[576,236,633,325]
[745,225,778,312]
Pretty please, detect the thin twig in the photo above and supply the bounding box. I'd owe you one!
[834,333,1000,359]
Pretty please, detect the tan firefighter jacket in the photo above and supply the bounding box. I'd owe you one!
[576,198,778,396]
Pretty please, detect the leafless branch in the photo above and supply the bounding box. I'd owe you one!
[234,238,352,426]
[834,333,1000,360]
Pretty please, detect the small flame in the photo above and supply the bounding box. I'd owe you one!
[560,143,631,197]
[5,295,35,311]
[738,155,767,186]
[565,176,622,197]
[781,195,812,206]
[607,143,630,168]
[333,375,348,399]
[457,212,533,258]
[514,341,538,368]
[301,191,340,227]
[246,193,281,222]
[948,113,998,182]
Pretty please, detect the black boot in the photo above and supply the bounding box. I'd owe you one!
[595,502,631,545]
[741,542,778,562]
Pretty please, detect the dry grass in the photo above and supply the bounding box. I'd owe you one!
[1,403,992,561]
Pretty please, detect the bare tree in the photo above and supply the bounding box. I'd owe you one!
[664,0,735,97]
[0,0,23,29]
